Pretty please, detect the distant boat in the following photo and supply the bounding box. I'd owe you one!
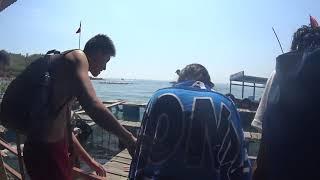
[98,81,132,85]
[89,76,104,80]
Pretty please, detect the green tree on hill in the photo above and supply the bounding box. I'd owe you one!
[0,50,43,93]
[0,50,10,77]
[3,52,43,77]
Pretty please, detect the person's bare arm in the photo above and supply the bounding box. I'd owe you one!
[68,50,136,155]
[72,133,107,177]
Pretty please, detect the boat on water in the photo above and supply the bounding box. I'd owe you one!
[98,81,132,85]
[89,76,105,80]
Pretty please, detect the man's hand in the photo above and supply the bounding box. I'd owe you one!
[89,159,107,177]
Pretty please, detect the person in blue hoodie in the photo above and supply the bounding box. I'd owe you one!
[129,63,251,180]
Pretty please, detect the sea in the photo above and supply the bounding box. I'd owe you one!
[93,79,264,103]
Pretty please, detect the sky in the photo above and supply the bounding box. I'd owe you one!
[1,0,319,83]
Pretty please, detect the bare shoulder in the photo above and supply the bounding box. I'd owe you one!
[64,50,89,69]
[62,50,92,96]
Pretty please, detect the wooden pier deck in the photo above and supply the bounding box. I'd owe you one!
[74,100,260,179]
[101,132,261,180]
[103,149,131,180]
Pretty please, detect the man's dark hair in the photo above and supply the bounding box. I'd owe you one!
[291,25,320,51]
[177,63,214,88]
[84,34,116,57]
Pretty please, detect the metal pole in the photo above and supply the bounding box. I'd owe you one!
[242,81,244,99]
[253,83,256,101]
[229,81,232,94]
[272,27,284,54]
[78,31,81,49]
[78,21,81,49]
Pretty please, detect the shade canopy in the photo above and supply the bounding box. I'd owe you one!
[0,0,17,12]
[230,71,268,85]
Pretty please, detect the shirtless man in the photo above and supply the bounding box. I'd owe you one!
[1,34,136,180]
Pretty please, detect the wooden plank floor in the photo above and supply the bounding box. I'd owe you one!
[104,150,132,180]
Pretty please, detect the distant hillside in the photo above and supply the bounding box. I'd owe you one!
[5,52,43,77]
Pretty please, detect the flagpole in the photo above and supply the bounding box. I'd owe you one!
[78,21,81,49]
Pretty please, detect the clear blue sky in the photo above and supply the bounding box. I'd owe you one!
[1,0,319,82]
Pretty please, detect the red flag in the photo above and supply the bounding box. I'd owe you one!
[76,22,81,33]
[310,15,319,28]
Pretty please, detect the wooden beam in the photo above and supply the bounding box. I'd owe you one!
[0,138,17,155]
[3,162,21,180]
[230,83,265,88]
[75,100,126,114]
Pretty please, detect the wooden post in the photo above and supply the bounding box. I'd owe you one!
[0,154,8,180]
[16,134,25,180]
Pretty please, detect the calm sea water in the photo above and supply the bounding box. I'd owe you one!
[93,79,264,103]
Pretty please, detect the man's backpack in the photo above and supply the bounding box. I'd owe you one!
[262,48,320,179]
[0,50,63,135]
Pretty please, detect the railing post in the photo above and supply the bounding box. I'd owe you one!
[16,133,26,180]
[0,154,8,180]
[242,80,244,99]
[253,83,256,101]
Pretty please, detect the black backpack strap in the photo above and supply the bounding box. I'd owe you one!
[43,49,79,153]
[45,49,61,55]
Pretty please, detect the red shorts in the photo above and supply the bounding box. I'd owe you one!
[23,137,72,180]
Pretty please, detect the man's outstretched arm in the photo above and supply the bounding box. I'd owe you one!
[69,50,136,156]
[72,133,107,177]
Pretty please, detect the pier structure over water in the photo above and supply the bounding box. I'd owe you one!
[230,71,268,100]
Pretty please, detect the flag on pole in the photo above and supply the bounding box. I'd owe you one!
[310,15,319,28]
[76,22,81,33]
